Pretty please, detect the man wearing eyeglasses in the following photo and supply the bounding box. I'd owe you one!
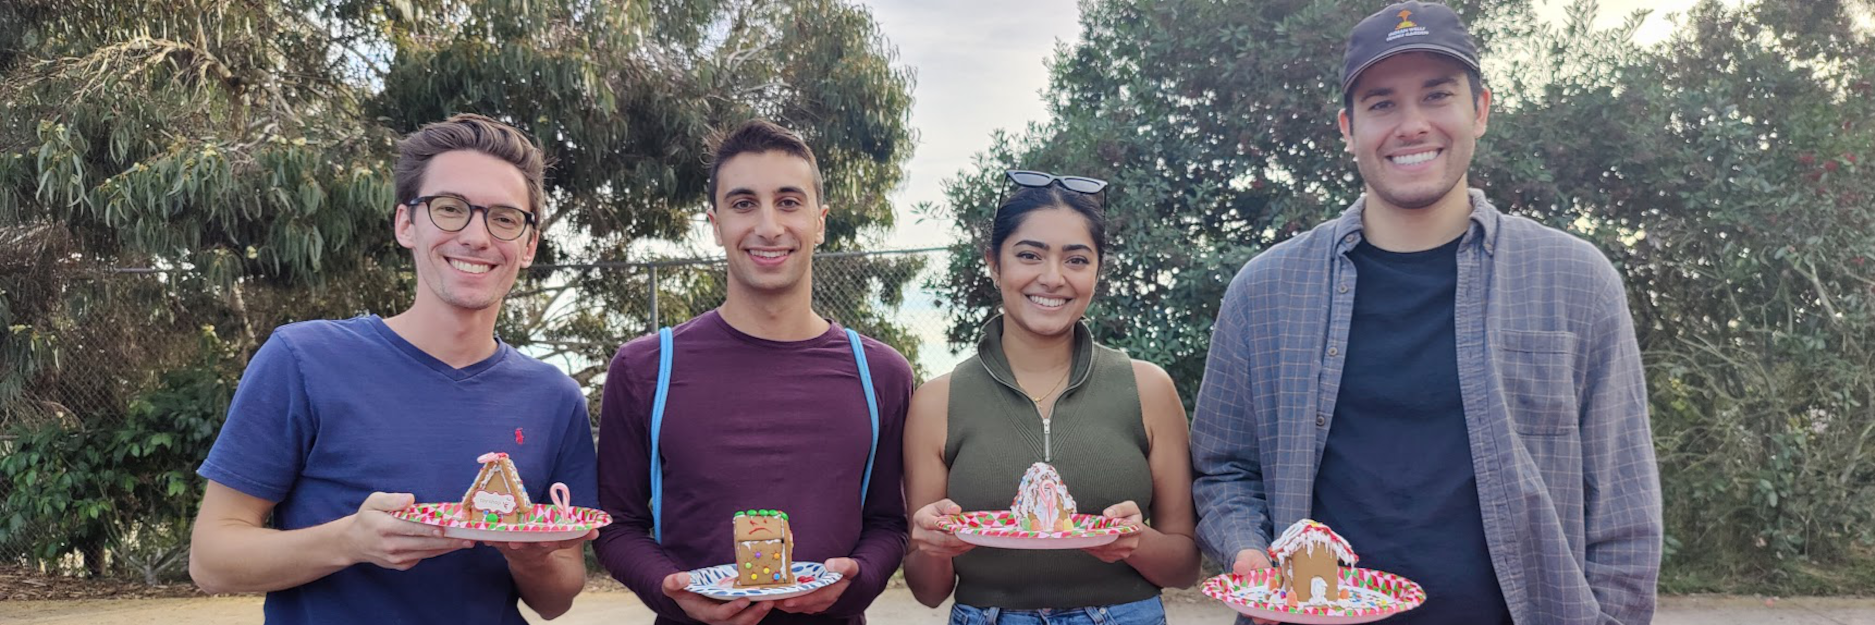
[190,114,598,623]
[1190,2,1660,624]
[593,119,914,625]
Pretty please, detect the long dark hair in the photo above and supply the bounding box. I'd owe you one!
[985,185,1108,266]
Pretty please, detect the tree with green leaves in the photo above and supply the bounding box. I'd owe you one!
[929,0,1874,592]
[2,0,917,579]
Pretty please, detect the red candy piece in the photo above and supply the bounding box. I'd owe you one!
[515,428,525,445]
[797,575,813,584]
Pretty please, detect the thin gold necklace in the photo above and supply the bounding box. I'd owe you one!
[1024,365,1071,403]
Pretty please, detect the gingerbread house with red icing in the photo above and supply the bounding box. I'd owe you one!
[1011,462,1077,532]
[1267,518,1358,607]
[459,452,532,524]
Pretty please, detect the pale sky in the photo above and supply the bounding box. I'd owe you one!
[860,0,1730,251]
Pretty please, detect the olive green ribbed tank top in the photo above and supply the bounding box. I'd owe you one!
[945,316,1159,609]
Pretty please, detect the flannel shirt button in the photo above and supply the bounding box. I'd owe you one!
[1343,234,1357,244]
[1328,346,1339,357]
[1338,284,1349,293]
[1316,415,1326,427]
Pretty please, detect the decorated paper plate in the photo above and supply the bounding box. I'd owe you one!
[392,498,611,543]
[685,561,842,601]
[1201,567,1425,624]
[935,511,1139,550]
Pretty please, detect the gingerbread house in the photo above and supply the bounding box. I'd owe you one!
[1011,462,1078,532]
[733,509,793,588]
[459,452,533,524]
[1267,519,1359,607]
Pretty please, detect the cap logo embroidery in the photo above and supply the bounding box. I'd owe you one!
[1388,9,1430,41]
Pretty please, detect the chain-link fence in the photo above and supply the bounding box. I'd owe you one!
[512,247,968,387]
[0,247,964,582]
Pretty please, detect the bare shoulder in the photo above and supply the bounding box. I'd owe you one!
[1129,359,1179,402]
[905,373,953,452]
[909,373,953,419]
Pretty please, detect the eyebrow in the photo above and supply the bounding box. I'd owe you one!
[723,186,809,198]
[428,190,527,212]
[1014,240,1094,253]
[1359,76,1461,102]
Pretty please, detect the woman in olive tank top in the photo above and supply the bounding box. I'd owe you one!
[903,172,1200,624]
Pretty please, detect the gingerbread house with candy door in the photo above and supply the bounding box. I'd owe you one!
[1267,519,1359,607]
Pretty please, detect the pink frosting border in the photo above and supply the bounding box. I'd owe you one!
[1200,567,1427,618]
[393,501,612,533]
[935,510,1138,539]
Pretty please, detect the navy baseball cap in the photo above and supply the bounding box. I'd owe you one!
[1342,1,1481,95]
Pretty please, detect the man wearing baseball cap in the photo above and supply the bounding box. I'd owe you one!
[1191,2,1662,623]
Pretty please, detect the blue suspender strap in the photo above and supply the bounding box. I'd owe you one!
[650,327,674,543]
[845,328,880,507]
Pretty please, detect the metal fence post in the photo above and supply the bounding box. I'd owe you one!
[648,264,659,332]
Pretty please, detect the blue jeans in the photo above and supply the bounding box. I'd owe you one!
[948,596,1167,625]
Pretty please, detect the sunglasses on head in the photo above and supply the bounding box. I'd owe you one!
[1005,170,1108,195]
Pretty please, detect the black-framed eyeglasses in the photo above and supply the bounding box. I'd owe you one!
[404,195,537,241]
[1006,170,1109,195]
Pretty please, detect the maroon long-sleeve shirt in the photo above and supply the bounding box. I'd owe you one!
[595,310,913,624]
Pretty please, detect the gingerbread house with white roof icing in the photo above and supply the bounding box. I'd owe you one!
[460,452,532,524]
[1268,518,1359,607]
[1011,462,1078,532]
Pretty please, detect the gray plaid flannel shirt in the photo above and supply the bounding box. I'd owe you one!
[1191,190,1662,625]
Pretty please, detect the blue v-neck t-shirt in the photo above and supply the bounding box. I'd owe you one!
[199,316,597,624]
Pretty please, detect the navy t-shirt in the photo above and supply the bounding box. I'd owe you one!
[1311,236,1512,624]
[199,316,598,625]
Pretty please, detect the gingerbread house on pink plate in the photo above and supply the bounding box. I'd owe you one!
[1011,462,1077,531]
[459,452,532,524]
[1267,518,1359,607]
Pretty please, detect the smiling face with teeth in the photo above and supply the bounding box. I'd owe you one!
[394,150,538,316]
[709,150,828,300]
[1339,52,1491,214]
[987,206,1101,340]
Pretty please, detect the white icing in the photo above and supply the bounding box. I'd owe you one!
[1269,518,1358,564]
[473,490,517,514]
[1011,462,1077,530]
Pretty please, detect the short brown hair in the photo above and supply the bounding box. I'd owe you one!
[706,119,824,208]
[394,113,548,219]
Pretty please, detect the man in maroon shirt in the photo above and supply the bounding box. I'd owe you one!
[594,119,914,625]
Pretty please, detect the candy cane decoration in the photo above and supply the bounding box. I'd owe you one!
[550,482,572,516]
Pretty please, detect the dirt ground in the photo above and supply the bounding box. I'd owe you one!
[2,571,1873,624]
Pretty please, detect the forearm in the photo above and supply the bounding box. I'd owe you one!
[1190,431,1272,564]
[821,517,908,617]
[1582,432,1662,624]
[902,550,957,608]
[1124,527,1201,589]
[511,549,587,620]
[189,516,354,593]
